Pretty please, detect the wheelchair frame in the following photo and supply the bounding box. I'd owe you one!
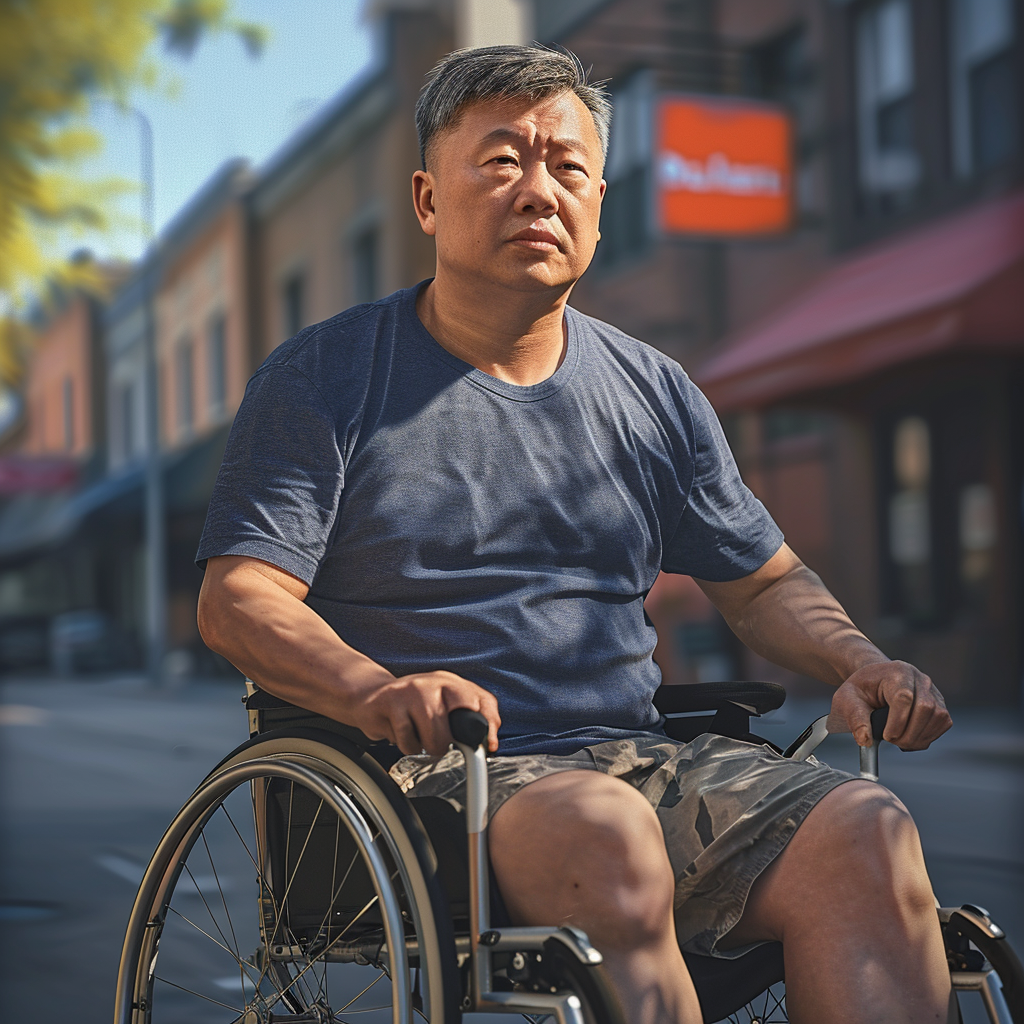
[113,681,1024,1024]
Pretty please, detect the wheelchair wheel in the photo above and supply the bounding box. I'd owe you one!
[943,906,1024,1024]
[114,732,461,1024]
[718,983,788,1023]
[706,905,1024,1024]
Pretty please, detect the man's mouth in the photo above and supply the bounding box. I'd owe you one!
[507,226,563,251]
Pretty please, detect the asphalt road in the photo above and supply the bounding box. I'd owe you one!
[1,676,1022,1023]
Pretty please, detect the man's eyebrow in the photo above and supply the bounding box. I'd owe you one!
[477,127,591,153]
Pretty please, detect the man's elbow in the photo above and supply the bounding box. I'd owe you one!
[197,573,232,657]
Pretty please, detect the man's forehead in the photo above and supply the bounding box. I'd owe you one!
[456,91,601,150]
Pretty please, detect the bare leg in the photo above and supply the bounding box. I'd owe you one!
[488,770,702,1024]
[723,780,952,1024]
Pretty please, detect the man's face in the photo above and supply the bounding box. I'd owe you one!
[413,90,606,294]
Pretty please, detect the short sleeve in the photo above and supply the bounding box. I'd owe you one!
[661,380,783,581]
[196,364,344,584]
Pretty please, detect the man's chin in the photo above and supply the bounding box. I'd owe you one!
[465,257,581,295]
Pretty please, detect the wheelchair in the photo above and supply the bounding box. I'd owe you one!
[114,680,1024,1024]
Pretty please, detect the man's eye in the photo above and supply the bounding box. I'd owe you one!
[492,155,519,165]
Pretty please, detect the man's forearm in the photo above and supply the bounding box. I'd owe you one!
[197,558,394,721]
[696,546,887,688]
[727,564,887,686]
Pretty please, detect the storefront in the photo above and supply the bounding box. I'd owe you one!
[697,190,1024,704]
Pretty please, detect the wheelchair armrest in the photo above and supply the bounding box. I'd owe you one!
[653,681,787,717]
[243,687,396,761]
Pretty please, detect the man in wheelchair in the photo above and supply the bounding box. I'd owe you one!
[195,45,955,1023]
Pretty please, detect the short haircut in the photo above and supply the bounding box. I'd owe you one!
[415,44,612,170]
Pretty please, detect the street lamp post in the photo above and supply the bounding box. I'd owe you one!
[130,106,167,685]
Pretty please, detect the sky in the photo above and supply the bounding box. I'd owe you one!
[84,0,376,261]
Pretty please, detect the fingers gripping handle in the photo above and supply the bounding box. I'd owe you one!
[449,708,489,748]
[859,706,889,781]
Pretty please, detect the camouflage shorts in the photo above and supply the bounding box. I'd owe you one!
[389,732,855,958]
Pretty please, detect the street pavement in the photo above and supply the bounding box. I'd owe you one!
[1,675,1022,1022]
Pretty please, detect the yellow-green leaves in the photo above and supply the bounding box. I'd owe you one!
[0,0,263,387]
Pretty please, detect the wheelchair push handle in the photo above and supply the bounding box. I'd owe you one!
[870,705,889,742]
[449,707,490,749]
[860,705,889,781]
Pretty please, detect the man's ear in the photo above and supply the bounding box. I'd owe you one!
[412,170,437,236]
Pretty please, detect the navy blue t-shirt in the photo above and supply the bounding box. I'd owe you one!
[197,283,783,754]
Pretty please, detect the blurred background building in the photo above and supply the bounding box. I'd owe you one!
[0,0,1020,706]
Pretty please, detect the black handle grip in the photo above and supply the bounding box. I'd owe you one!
[448,708,489,748]
[871,706,889,742]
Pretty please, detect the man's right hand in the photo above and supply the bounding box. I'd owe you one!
[356,670,501,757]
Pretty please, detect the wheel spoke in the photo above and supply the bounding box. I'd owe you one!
[220,798,283,924]
[264,893,382,1012]
[181,860,236,961]
[202,829,241,957]
[153,973,245,1012]
[165,903,258,982]
[333,968,386,1014]
[264,792,325,954]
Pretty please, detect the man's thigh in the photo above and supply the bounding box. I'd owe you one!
[488,770,675,937]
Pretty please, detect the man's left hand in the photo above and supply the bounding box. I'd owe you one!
[829,660,952,751]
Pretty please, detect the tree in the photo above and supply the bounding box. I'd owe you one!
[0,0,265,386]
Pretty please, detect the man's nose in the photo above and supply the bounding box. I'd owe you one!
[513,162,558,216]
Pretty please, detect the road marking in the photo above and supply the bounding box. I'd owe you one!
[213,975,256,993]
[95,853,145,885]
[95,851,233,894]
[0,704,48,726]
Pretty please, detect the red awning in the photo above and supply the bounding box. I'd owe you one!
[696,189,1024,411]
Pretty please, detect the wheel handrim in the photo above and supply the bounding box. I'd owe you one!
[116,757,420,1023]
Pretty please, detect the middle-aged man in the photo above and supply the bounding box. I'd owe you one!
[197,46,954,1024]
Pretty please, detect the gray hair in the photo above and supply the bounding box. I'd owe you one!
[415,44,612,170]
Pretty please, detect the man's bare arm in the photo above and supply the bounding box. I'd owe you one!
[197,555,500,756]
[695,543,951,751]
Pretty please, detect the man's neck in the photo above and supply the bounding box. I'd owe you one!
[416,273,571,387]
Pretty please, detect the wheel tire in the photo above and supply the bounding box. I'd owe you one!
[114,733,461,1024]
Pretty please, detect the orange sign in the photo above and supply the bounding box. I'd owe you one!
[657,96,793,236]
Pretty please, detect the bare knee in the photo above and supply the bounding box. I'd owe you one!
[813,782,935,913]
[490,772,675,950]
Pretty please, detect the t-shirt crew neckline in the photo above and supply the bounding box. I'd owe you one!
[405,281,580,402]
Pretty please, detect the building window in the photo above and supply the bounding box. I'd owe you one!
[950,0,1018,176]
[749,25,810,110]
[855,0,920,205]
[884,415,935,623]
[175,337,194,436]
[208,312,226,416]
[283,272,305,339]
[597,71,653,268]
[352,228,378,305]
[62,376,74,451]
[116,379,136,464]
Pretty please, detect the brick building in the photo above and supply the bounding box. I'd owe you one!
[534,0,1024,704]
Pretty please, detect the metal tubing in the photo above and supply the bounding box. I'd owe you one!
[479,989,587,1024]
[952,970,1015,1024]
[859,740,879,781]
[455,740,492,1007]
[788,715,830,761]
